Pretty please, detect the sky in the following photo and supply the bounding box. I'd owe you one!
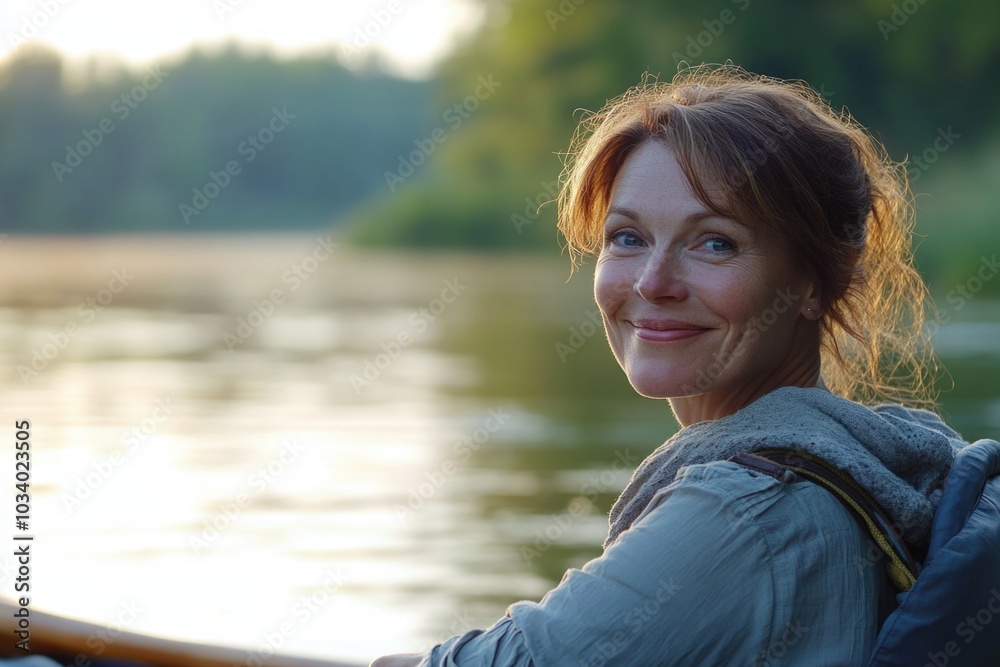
[0,0,482,78]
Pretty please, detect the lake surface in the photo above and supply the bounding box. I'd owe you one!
[1,234,997,665]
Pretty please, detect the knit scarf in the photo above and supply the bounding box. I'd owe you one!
[605,386,965,550]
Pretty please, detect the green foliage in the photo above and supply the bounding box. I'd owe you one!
[0,45,432,233]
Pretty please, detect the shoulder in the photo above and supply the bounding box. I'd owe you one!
[632,460,868,569]
[506,461,878,665]
[625,460,880,663]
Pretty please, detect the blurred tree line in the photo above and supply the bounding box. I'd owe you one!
[1,0,998,290]
[0,44,432,232]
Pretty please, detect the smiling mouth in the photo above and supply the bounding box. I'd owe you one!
[629,320,710,342]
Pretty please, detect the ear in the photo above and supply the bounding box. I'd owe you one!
[801,281,822,320]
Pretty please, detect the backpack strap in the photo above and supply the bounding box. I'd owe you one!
[729,449,920,591]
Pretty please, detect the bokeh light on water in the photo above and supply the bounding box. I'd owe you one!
[0,234,996,663]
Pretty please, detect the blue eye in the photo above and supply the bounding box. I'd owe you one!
[608,230,644,247]
[703,237,735,253]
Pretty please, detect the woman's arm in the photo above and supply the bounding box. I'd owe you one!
[374,461,876,666]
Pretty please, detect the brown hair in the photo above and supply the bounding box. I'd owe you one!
[558,65,938,407]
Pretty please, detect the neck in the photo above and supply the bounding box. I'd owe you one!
[668,347,827,428]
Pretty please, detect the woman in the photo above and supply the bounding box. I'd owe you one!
[373,66,969,666]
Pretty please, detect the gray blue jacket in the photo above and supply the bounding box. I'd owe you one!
[422,387,967,665]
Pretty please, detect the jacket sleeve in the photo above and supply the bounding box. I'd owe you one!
[421,461,874,666]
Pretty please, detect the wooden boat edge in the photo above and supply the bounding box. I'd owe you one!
[0,597,364,667]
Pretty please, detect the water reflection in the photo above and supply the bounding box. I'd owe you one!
[0,235,994,664]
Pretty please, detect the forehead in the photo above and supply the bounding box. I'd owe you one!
[605,139,768,244]
[607,140,715,219]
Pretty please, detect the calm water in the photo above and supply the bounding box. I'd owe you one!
[1,235,996,665]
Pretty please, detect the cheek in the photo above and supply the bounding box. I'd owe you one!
[594,260,629,319]
[593,260,631,355]
[689,269,759,324]
[723,279,801,344]
[704,264,780,318]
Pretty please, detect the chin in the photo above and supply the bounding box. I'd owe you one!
[624,365,702,399]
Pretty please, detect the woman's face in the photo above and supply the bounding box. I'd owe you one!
[594,140,821,415]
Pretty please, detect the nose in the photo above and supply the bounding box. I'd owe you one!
[634,254,689,302]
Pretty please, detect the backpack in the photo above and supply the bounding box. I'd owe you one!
[731,438,1000,667]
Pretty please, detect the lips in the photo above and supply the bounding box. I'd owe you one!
[629,318,710,342]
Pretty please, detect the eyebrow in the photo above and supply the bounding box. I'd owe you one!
[604,205,722,226]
